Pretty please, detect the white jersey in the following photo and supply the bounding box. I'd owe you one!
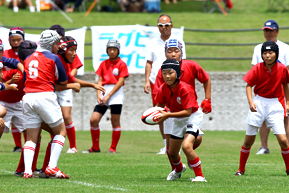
[251,40,289,66]
[145,34,186,84]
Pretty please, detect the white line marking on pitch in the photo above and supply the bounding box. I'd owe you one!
[69,180,128,191]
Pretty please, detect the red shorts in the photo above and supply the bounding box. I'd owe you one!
[150,82,157,106]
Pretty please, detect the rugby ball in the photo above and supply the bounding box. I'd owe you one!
[141,107,167,125]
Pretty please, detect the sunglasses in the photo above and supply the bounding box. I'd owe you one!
[158,23,172,27]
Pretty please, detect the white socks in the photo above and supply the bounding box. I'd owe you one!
[49,135,65,168]
[163,139,167,147]
[24,141,36,174]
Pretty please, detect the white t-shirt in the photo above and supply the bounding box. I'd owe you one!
[251,40,289,66]
[145,34,186,84]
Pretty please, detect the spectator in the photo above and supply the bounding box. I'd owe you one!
[64,0,83,12]
[7,0,35,12]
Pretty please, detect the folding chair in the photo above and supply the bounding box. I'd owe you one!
[204,0,228,16]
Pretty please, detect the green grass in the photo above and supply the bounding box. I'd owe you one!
[1,0,289,72]
[1,130,289,192]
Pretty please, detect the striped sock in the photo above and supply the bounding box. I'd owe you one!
[48,135,65,168]
[189,157,204,177]
[110,127,121,150]
[66,122,77,149]
[12,128,22,147]
[42,142,52,171]
[281,147,289,171]
[23,141,36,175]
[239,146,250,172]
[172,156,183,173]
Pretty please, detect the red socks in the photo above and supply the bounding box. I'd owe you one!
[281,147,289,171]
[238,146,250,172]
[65,122,77,149]
[110,127,121,150]
[166,147,175,171]
[12,128,22,147]
[172,156,183,173]
[32,142,41,172]
[41,142,52,171]
[188,157,204,177]
[16,148,24,173]
[90,126,100,151]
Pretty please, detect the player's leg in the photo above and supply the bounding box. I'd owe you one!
[163,117,174,169]
[82,105,107,153]
[109,104,122,153]
[61,106,77,153]
[275,134,289,175]
[183,132,206,182]
[284,117,289,143]
[0,104,6,139]
[257,122,270,154]
[11,122,23,152]
[167,137,186,180]
[23,127,41,178]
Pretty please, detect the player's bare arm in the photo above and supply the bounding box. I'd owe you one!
[246,84,257,112]
[144,60,152,94]
[97,76,104,105]
[158,108,192,124]
[102,77,125,105]
[283,83,289,114]
[73,78,105,94]
[5,72,20,84]
[55,83,81,92]
[16,63,24,73]
[70,68,78,77]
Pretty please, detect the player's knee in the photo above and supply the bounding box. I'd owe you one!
[90,118,100,126]
[278,138,289,149]
[0,105,6,117]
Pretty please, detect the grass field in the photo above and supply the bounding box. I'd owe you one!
[0,130,289,192]
[1,0,289,72]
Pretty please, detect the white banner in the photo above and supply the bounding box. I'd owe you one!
[0,26,87,75]
[91,25,184,74]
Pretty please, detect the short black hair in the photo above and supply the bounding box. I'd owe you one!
[158,14,173,23]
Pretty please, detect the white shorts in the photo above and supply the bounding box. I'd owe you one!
[96,84,124,106]
[55,89,73,107]
[171,109,203,138]
[0,101,25,133]
[22,92,63,129]
[245,95,285,135]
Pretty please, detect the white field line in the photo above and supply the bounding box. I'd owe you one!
[69,180,128,191]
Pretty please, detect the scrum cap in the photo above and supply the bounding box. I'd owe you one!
[9,27,25,40]
[165,38,183,59]
[18,40,38,61]
[161,59,181,79]
[261,41,279,64]
[106,39,120,55]
[39,30,60,52]
[50,24,65,37]
[0,39,3,51]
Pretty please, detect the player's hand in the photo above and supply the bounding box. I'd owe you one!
[156,110,169,124]
[94,84,105,95]
[201,99,212,114]
[72,83,81,93]
[101,95,110,105]
[249,101,257,112]
[144,82,150,94]
[5,84,18,91]
[11,72,21,83]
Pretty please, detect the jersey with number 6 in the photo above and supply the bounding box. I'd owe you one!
[23,51,68,93]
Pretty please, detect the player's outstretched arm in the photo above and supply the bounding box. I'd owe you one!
[5,72,21,84]
[283,84,289,114]
[0,83,18,91]
[246,84,257,112]
[55,83,81,92]
[201,77,212,114]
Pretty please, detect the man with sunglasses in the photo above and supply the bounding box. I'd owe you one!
[251,20,289,155]
[144,14,186,154]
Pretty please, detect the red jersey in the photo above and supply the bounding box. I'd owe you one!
[243,62,289,98]
[3,49,19,61]
[58,54,76,83]
[153,60,209,99]
[68,54,83,73]
[96,57,129,86]
[0,69,24,103]
[24,51,68,93]
[155,81,199,113]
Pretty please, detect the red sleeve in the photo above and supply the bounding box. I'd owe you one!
[68,73,76,83]
[95,61,104,77]
[282,67,289,85]
[119,61,129,78]
[153,68,164,95]
[70,54,83,69]
[154,84,167,105]
[3,69,18,81]
[194,63,209,83]
[243,66,257,87]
